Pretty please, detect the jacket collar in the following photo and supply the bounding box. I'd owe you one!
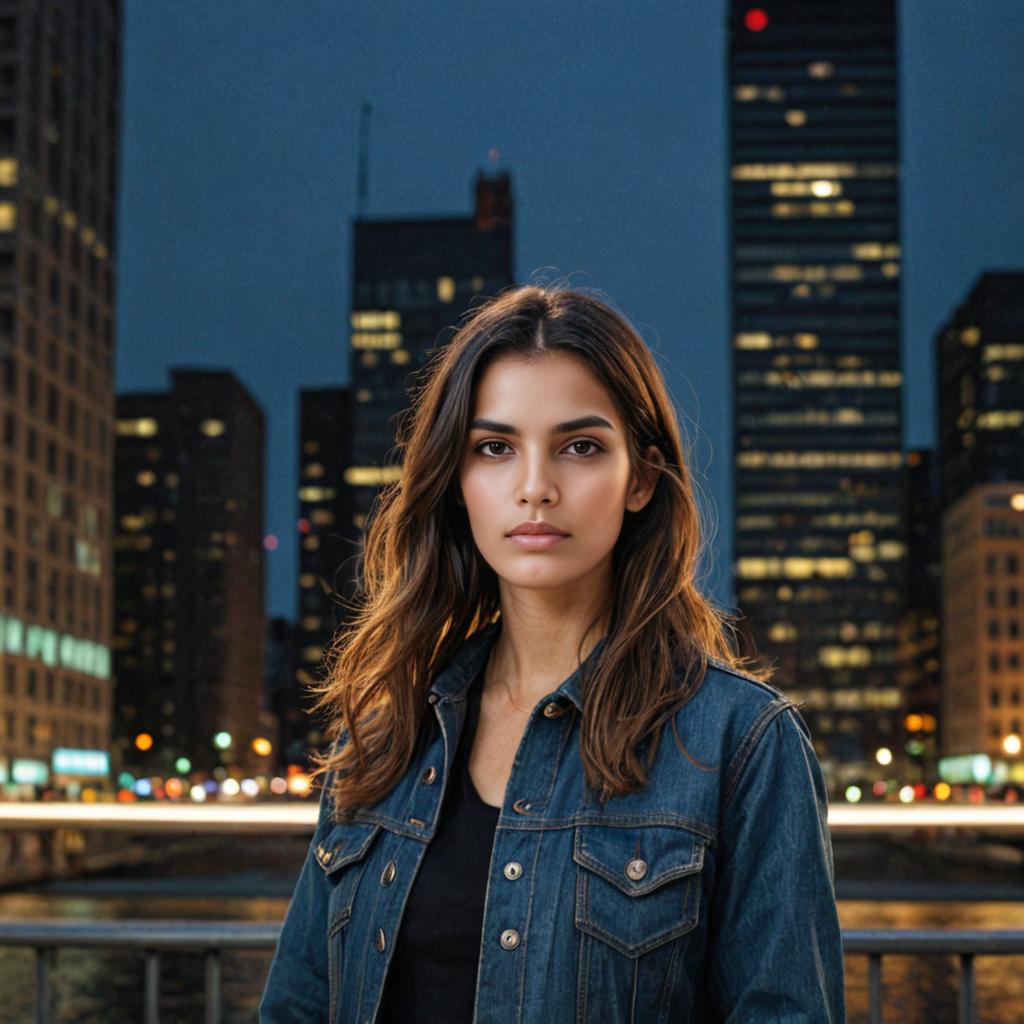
[426,619,608,712]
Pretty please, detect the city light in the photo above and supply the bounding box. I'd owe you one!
[1003,733,1022,756]
[175,757,192,773]
[744,8,769,32]
[844,785,862,803]
[252,737,273,757]
[214,731,233,750]
[134,733,154,752]
[875,747,893,766]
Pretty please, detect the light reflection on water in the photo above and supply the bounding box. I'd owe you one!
[0,893,1021,1022]
[839,901,1024,1024]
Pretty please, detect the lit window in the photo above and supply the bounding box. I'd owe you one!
[199,419,225,437]
[785,110,807,127]
[0,202,16,231]
[436,276,456,302]
[350,310,401,330]
[116,418,158,437]
[135,470,156,486]
[391,349,411,365]
[0,157,17,187]
[343,466,403,486]
[807,61,835,78]
[355,389,372,403]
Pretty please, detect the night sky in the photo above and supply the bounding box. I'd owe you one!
[115,1,1024,619]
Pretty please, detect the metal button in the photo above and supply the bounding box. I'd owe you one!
[428,693,438,704]
[380,860,396,886]
[375,927,386,952]
[625,858,648,882]
[421,766,437,785]
[542,702,562,718]
[408,817,426,828]
[503,861,523,881]
[512,798,532,814]
[499,928,520,950]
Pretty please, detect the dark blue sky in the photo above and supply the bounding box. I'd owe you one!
[116,1,1024,619]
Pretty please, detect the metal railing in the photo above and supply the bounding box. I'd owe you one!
[0,921,1022,1024]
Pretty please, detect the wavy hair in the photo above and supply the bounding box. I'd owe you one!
[308,284,770,818]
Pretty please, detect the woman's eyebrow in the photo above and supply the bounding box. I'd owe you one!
[469,415,615,435]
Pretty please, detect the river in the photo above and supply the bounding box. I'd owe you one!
[0,833,1020,1022]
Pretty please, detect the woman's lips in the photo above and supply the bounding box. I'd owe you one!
[507,533,568,550]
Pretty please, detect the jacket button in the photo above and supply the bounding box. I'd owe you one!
[503,861,523,881]
[499,928,520,950]
[625,858,648,881]
[375,928,386,952]
[428,693,438,704]
[380,860,397,886]
[421,766,437,785]
[542,702,563,717]
[512,798,532,814]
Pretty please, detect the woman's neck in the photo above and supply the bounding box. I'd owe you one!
[486,585,610,709]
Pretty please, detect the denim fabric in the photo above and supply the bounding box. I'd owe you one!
[260,622,846,1023]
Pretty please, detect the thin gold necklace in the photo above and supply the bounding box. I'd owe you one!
[486,650,533,714]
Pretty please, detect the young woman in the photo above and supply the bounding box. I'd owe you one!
[260,285,846,1023]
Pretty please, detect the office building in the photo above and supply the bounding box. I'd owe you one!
[728,1,903,778]
[936,273,1024,775]
[0,1,121,790]
[114,370,267,775]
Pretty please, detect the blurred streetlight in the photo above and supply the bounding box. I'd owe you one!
[1003,733,1022,756]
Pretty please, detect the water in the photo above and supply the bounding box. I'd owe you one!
[0,834,1021,1022]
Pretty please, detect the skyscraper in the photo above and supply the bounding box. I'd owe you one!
[293,385,354,757]
[114,370,267,775]
[342,170,514,568]
[935,272,1024,774]
[0,2,121,789]
[728,2,903,779]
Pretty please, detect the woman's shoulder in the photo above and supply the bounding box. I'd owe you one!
[668,653,812,779]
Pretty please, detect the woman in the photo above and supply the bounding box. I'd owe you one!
[260,285,846,1023]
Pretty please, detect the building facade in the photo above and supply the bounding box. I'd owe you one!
[0,1,121,791]
[329,169,514,620]
[114,370,267,776]
[728,1,904,781]
[936,273,1024,780]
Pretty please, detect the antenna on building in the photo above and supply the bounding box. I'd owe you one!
[357,102,372,218]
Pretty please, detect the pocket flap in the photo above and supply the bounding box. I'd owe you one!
[314,821,380,876]
[573,824,705,897]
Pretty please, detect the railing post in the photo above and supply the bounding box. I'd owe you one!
[34,947,54,1024]
[144,950,161,1024]
[205,949,222,1024]
[868,953,884,1024]
[958,953,976,1024]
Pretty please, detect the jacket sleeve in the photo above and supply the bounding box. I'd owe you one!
[259,767,339,1024]
[705,702,846,1022]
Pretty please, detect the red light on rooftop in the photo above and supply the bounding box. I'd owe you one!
[263,534,279,552]
[297,517,311,534]
[745,8,769,32]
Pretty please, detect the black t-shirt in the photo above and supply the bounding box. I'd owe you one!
[377,665,500,1022]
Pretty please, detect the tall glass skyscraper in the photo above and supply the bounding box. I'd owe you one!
[728,2,903,779]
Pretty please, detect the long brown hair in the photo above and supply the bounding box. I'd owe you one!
[308,283,769,818]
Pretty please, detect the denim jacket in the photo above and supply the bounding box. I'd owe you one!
[260,622,846,1023]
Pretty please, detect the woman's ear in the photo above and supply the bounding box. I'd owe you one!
[625,445,665,513]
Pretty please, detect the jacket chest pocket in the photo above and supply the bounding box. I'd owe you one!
[573,823,706,958]
[314,820,381,1023]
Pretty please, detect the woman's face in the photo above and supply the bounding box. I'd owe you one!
[457,351,658,597]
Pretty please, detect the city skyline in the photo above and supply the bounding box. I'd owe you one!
[114,0,1024,618]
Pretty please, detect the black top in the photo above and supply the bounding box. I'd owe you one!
[377,664,500,1022]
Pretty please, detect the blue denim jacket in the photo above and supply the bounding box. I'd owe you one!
[260,623,846,1022]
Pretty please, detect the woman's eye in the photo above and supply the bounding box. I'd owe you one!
[478,440,510,457]
[474,438,601,457]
